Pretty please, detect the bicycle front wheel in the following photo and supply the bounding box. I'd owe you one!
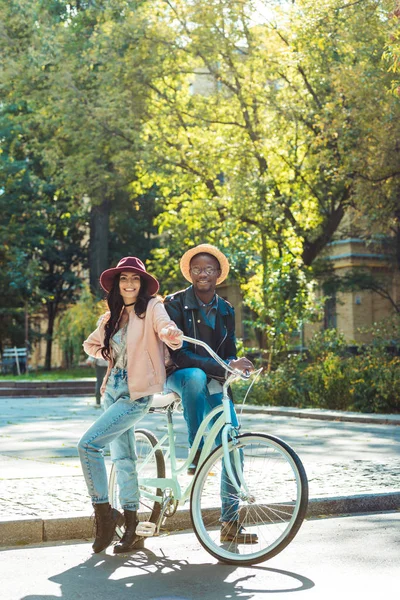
[109,428,165,538]
[190,433,308,565]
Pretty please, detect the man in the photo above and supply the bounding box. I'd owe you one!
[164,243,257,543]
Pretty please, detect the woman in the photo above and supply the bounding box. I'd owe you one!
[78,256,183,554]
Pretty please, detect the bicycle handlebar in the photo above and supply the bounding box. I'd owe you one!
[181,335,252,379]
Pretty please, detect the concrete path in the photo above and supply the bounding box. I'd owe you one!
[0,512,398,600]
[0,395,399,545]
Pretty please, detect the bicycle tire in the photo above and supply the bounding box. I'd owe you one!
[190,432,308,566]
[109,428,165,539]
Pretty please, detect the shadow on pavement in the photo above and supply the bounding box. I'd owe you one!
[19,547,315,600]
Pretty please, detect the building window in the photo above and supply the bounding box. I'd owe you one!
[324,293,337,329]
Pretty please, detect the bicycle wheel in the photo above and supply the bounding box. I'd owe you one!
[190,433,308,566]
[109,428,165,538]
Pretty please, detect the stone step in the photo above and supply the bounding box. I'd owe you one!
[0,379,96,397]
[0,379,95,389]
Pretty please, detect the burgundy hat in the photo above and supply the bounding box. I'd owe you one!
[99,257,159,295]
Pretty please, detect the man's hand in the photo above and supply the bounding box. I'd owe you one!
[228,357,254,374]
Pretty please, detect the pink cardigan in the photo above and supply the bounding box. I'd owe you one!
[83,298,182,401]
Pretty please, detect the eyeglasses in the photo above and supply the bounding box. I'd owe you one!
[190,266,219,276]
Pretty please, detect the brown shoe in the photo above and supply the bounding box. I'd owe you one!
[220,521,258,544]
[92,503,124,553]
[113,510,145,554]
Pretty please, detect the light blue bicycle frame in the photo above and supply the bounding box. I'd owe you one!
[138,335,255,515]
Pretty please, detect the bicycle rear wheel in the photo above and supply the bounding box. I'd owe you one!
[190,433,308,565]
[109,428,165,539]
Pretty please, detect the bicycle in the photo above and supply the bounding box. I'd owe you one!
[109,335,308,566]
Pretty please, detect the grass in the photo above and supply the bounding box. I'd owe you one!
[0,366,96,381]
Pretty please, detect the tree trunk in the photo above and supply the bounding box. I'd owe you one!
[394,207,400,272]
[45,303,57,371]
[89,198,110,297]
[302,203,345,266]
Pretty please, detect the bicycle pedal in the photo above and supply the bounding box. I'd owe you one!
[136,521,156,537]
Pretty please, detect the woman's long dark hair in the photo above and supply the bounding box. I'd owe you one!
[101,274,153,360]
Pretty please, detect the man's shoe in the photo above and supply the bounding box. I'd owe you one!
[187,449,202,476]
[92,502,124,553]
[220,521,258,544]
[113,510,145,554]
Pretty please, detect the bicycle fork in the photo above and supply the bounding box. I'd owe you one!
[221,427,256,504]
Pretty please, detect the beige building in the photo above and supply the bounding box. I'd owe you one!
[316,237,398,344]
[218,234,399,349]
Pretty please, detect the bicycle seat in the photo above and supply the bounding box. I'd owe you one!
[150,391,180,410]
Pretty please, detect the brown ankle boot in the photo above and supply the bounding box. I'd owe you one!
[92,503,124,553]
[220,521,258,544]
[113,510,145,554]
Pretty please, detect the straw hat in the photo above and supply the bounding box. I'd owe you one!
[100,257,159,295]
[180,244,229,286]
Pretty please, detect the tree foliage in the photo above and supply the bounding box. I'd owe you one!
[0,0,159,299]
[132,0,400,351]
[0,101,86,368]
[1,0,400,365]
[56,283,105,367]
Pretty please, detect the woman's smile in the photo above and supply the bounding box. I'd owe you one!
[119,272,141,303]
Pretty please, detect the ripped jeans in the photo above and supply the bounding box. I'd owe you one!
[77,368,151,509]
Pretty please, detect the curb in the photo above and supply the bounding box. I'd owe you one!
[241,406,400,425]
[1,491,399,548]
[0,515,93,547]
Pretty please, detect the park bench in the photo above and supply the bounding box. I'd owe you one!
[1,347,28,375]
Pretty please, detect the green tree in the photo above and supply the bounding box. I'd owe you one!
[1,0,159,296]
[56,283,104,367]
[29,0,158,293]
[0,101,86,369]
[385,0,400,90]
[0,0,160,370]
[128,0,400,350]
[2,0,399,361]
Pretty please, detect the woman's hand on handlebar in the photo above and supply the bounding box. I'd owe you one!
[160,326,184,349]
[228,357,254,375]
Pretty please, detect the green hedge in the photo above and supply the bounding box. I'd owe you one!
[0,366,94,381]
[233,329,400,414]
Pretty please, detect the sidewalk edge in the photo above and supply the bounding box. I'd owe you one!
[241,405,400,425]
[1,491,399,548]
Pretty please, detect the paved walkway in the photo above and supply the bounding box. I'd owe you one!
[1,513,398,600]
[0,395,399,545]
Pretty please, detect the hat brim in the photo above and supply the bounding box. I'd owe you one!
[100,267,159,295]
[180,244,229,285]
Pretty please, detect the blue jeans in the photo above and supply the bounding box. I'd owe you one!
[166,368,238,447]
[166,367,240,522]
[77,368,151,510]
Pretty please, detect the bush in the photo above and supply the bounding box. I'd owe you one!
[56,284,105,367]
[233,353,305,407]
[348,349,400,413]
[234,326,400,414]
[301,352,353,410]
